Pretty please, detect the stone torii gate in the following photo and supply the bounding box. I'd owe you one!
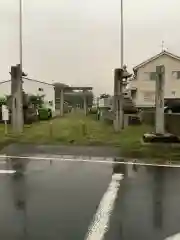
[59,86,93,116]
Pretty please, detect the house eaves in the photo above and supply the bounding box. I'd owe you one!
[133,50,180,71]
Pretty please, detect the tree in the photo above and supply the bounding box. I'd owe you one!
[28,94,44,107]
[100,93,111,99]
[0,97,7,106]
[64,92,93,108]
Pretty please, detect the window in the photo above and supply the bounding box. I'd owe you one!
[149,72,157,80]
[143,91,155,102]
[172,71,180,79]
[38,88,43,91]
[49,101,53,106]
[131,90,137,100]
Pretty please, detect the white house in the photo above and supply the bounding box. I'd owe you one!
[0,77,55,115]
[129,51,180,108]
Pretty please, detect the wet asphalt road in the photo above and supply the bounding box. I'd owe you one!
[0,155,180,240]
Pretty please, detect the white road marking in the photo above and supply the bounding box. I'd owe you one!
[0,170,15,174]
[165,233,180,239]
[0,154,180,168]
[85,173,123,240]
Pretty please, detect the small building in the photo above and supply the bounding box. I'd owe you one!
[129,50,180,108]
[0,77,55,115]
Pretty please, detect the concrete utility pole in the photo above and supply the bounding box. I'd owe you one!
[114,68,123,132]
[113,67,132,132]
[155,65,165,134]
[11,65,24,133]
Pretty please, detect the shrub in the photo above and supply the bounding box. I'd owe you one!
[38,108,49,120]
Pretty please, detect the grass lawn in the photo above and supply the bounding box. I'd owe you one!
[19,113,121,145]
[0,124,15,149]
[119,125,180,162]
[1,113,180,161]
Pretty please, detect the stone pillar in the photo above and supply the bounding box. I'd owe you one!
[155,65,165,134]
[60,89,64,117]
[84,94,87,116]
[123,114,129,128]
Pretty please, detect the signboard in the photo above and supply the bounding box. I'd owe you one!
[2,105,9,121]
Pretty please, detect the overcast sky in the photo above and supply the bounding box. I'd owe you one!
[0,0,180,94]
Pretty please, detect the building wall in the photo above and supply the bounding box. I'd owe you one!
[23,79,55,113]
[130,55,180,107]
[0,79,55,114]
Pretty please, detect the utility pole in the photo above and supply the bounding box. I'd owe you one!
[113,66,132,132]
[10,0,24,133]
[155,65,165,134]
[114,68,123,132]
[11,65,24,133]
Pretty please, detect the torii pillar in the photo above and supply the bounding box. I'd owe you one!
[83,91,88,116]
[60,89,64,117]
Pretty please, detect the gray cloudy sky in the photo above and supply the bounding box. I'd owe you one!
[0,0,180,94]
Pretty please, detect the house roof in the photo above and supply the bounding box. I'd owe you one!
[133,50,180,71]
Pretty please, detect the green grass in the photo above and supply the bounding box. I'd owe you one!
[0,124,15,149]
[18,113,121,145]
[119,125,180,162]
[1,113,180,162]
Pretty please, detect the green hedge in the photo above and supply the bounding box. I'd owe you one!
[38,108,49,120]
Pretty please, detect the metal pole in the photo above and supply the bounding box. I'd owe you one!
[18,0,24,131]
[118,0,124,130]
[120,0,124,68]
[19,0,23,71]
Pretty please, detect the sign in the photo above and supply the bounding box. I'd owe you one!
[2,105,9,121]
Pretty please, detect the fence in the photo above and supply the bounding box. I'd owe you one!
[142,111,180,136]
